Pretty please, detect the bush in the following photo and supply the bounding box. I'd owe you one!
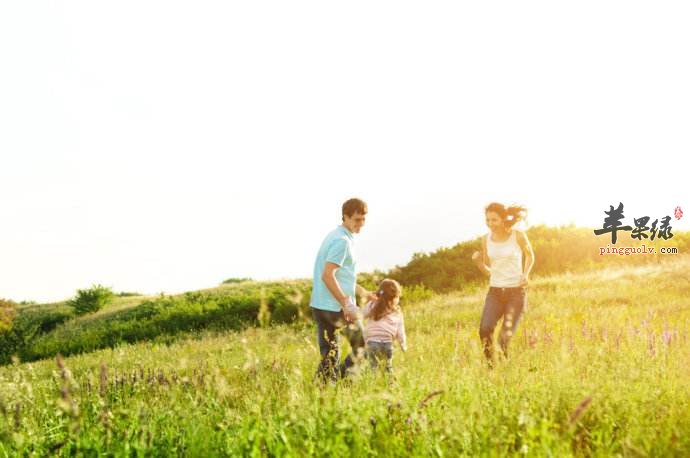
[271,302,300,324]
[0,304,74,364]
[222,277,253,284]
[68,284,114,315]
[14,281,313,364]
[0,299,16,332]
[401,284,434,305]
[388,225,690,293]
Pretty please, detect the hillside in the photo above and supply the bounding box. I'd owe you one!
[1,256,689,456]
[2,225,688,367]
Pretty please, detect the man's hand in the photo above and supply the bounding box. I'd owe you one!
[342,297,360,323]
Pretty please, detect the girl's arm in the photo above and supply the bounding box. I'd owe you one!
[362,300,375,318]
[396,315,407,352]
[516,231,535,286]
[356,284,378,303]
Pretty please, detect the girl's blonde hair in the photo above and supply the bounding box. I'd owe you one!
[370,279,402,321]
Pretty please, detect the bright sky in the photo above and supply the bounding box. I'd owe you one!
[1,2,688,303]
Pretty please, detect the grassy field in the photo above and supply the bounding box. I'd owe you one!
[1,257,689,456]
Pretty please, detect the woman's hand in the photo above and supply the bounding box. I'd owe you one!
[519,274,529,287]
[472,251,491,277]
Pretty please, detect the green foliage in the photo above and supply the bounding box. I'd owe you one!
[222,277,253,284]
[0,299,16,332]
[400,284,434,305]
[357,270,387,292]
[68,285,114,315]
[11,282,312,364]
[389,225,690,292]
[1,258,690,456]
[0,304,74,364]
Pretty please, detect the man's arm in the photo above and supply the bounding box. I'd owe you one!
[322,262,349,308]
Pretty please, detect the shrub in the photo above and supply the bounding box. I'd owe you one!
[401,284,434,305]
[68,284,114,315]
[271,303,300,324]
[222,277,253,284]
[0,299,16,332]
[388,225,690,292]
[0,304,74,364]
[14,281,312,363]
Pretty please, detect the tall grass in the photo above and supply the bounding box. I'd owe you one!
[1,257,688,456]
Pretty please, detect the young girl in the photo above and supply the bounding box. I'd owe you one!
[363,279,407,374]
[472,203,535,366]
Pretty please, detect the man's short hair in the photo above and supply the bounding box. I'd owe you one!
[342,198,368,220]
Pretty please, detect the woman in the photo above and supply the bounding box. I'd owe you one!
[472,203,535,365]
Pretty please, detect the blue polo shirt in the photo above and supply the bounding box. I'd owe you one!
[310,225,357,312]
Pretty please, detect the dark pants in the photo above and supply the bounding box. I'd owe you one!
[479,287,526,363]
[311,307,365,382]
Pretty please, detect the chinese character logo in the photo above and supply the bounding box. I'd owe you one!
[594,202,674,244]
[593,203,632,244]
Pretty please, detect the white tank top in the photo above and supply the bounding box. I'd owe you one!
[486,231,522,287]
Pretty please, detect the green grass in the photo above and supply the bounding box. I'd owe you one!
[0,281,313,365]
[1,257,689,456]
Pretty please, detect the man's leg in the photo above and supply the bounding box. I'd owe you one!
[338,319,365,378]
[312,308,341,382]
[479,288,504,365]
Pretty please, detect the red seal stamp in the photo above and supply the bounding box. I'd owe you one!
[674,206,683,220]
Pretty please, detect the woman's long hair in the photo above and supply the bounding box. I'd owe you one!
[485,202,527,228]
[370,279,402,321]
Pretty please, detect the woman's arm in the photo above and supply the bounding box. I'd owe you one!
[516,231,535,286]
[472,235,491,277]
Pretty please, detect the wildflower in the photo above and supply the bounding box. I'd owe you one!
[568,396,592,426]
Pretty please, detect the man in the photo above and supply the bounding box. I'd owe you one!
[310,198,375,382]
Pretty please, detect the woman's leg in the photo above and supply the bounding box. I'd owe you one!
[479,288,504,364]
[499,288,526,357]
